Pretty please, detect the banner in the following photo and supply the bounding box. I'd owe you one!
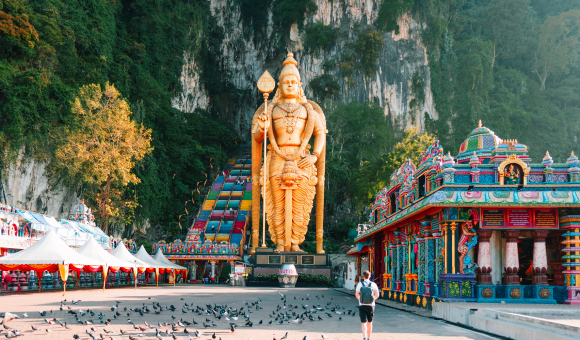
[481,208,558,229]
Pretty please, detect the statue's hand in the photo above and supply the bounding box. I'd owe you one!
[297,155,317,169]
[257,112,270,131]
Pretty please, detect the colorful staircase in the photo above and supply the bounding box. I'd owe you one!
[190,153,252,250]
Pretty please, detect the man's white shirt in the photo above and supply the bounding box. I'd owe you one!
[355,279,380,306]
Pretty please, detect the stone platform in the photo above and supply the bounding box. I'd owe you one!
[250,248,331,277]
[433,302,580,340]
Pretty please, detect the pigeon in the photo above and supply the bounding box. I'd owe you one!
[280,332,288,340]
[45,329,52,333]
[212,333,216,339]
[73,335,80,339]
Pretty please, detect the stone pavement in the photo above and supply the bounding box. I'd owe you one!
[333,288,432,318]
[0,285,497,340]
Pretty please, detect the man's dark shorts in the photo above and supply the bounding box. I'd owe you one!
[358,305,374,323]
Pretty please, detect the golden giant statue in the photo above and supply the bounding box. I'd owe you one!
[251,54,327,254]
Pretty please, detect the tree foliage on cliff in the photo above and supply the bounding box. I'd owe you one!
[377,0,415,34]
[51,83,152,232]
[351,128,436,207]
[417,0,580,163]
[0,0,237,238]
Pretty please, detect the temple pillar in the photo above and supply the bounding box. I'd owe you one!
[210,261,216,280]
[356,255,362,282]
[422,219,433,298]
[477,230,493,285]
[504,230,520,285]
[368,247,373,279]
[417,236,425,295]
[532,230,549,285]
[561,216,580,304]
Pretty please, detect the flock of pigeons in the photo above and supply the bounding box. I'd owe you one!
[1,291,351,339]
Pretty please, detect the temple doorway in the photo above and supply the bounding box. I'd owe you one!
[516,233,534,285]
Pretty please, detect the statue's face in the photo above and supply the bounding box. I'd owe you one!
[280,75,299,99]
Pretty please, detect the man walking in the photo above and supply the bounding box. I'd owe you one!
[355,271,380,340]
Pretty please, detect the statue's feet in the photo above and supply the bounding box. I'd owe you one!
[291,245,304,252]
[274,244,285,252]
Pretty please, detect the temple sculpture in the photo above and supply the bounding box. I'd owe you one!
[251,54,327,254]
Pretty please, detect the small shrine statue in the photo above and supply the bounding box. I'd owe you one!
[504,164,520,185]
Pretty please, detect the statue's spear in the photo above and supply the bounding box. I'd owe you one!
[257,71,275,248]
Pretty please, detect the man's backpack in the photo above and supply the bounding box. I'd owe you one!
[359,281,374,304]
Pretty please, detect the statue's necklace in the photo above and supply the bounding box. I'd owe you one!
[278,104,301,133]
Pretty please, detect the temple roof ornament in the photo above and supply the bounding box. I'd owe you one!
[567,151,579,168]
[457,121,502,162]
[542,151,554,168]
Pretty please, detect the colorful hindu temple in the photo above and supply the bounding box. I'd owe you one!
[350,121,580,307]
[152,154,252,283]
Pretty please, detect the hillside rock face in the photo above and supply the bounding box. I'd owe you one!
[0,151,77,219]
[173,0,437,139]
[2,0,437,222]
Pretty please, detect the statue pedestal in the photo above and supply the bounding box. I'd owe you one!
[249,250,331,284]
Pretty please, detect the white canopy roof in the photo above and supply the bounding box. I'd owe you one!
[0,230,104,266]
[76,236,135,269]
[134,245,169,269]
[153,249,186,270]
[110,242,150,268]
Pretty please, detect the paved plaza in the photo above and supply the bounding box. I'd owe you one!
[0,286,497,340]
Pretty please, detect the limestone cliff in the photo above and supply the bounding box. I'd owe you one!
[1,0,437,224]
[0,150,77,219]
[173,0,437,139]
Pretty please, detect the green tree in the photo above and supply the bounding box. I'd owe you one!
[51,83,153,232]
[351,128,435,207]
[357,30,385,77]
[309,74,339,101]
[304,22,336,55]
[483,0,530,68]
[533,10,580,90]
[376,0,414,34]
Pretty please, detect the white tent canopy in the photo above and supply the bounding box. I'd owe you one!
[110,242,150,268]
[153,249,186,270]
[134,245,169,269]
[76,237,135,269]
[0,230,104,266]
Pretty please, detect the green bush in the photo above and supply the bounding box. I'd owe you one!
[310,74,340,100]
[248,273,331,285]
[249,274,278,282]
[357,30,385,77]
[376,0,414,34]
[298,273,332,285]
[338,53,355,83]
[409,71,425,110]
[272,0,318,30]
[304,22,336,54]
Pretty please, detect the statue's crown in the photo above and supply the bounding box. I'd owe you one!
[279,53,300,82]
